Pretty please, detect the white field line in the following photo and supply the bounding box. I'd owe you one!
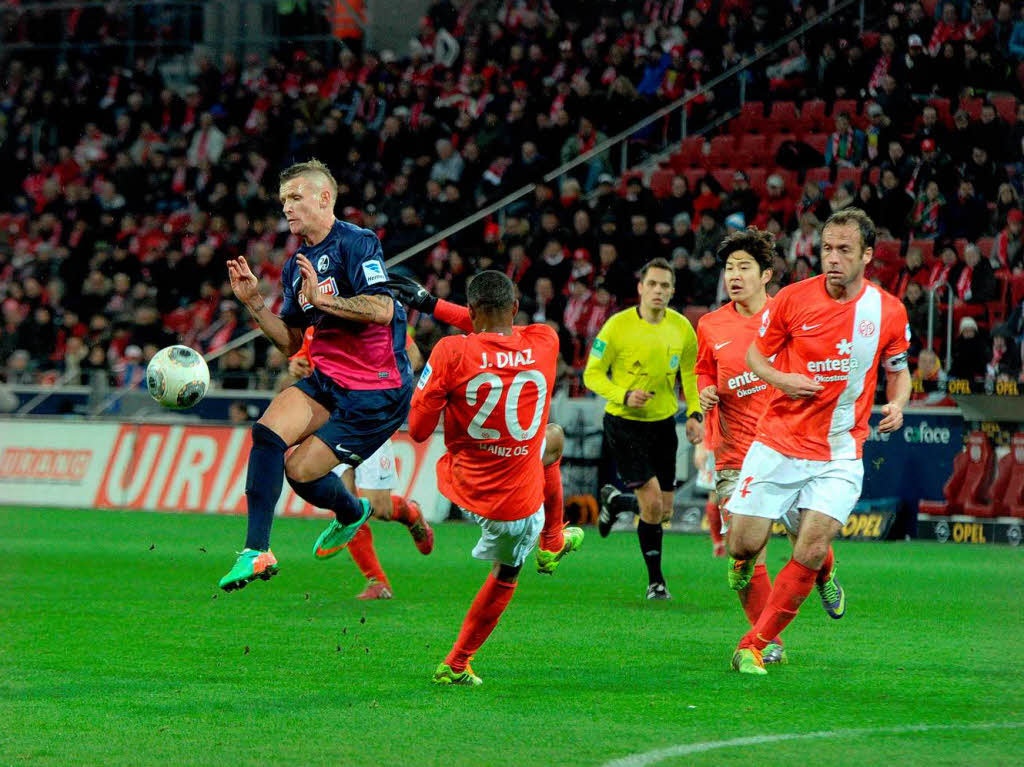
[599,721,1024,767]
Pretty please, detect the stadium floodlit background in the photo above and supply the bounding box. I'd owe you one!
[1,1,1021,765]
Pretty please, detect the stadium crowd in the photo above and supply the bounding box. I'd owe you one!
[2,0,1024,402]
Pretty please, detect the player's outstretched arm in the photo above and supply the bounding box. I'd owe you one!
[228,257,304,355]
[386,274,473,332]
[297,254,394,324]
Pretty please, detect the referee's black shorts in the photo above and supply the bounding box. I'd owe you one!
[603,413,678,491]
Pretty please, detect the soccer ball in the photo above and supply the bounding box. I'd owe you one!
[146,345,210,409]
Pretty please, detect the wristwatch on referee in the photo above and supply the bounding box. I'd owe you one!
[687,411,703,423]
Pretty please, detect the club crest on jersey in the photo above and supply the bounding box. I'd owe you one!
[858,320,876,337]
[299,276,338,311]
[758,308,770,337]
[317,254,330,273]
[362,259,386,285]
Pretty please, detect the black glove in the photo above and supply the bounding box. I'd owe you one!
[385,274,438,314]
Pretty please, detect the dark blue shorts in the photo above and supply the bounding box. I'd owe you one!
[293,369,412,467]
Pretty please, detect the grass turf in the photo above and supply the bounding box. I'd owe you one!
[1,506,1021,767]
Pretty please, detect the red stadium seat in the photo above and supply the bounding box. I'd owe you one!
[959,96,983,121]
[989,272,1010,325]
[908,239,935,262]
[1000,433,1024,518]
[733,101,765,135]
[991,94,1018,124]
[919,432,994,516]
[685,167,707,191]
[766,134,795,165]
[746,168,768,196]
[874,238,903,264]
[650,168,675,199]
[706,135,736,167]
[767,100,800,133]
[867,166,880,185]
[927,98,953,129]
[954,238,969,257]
[672,136,705,170]
[801,100,828,132]
[1012,273,1024,305]
[835,166,862,189]
[831,99,858,118]
[712,168,735,191]
[977,236,994,258]
[737,134,768,166]
[802,132,828,159]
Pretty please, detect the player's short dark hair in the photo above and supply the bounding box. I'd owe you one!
[467,270,516,313]
[824,207,876,250]
[717,227,775,273]
[639,257,674,285]
[279,158,338,198]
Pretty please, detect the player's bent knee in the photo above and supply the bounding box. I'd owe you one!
[793,540,829,570]
[543,423,564,465]
[284,454,323,485]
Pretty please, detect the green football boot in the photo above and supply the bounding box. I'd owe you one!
[313,498,373,559]
[817,565,846,619]
[535,526,585,574]
[731,647,768,675]
[432,662,483,686]
[728,557,755,591]
[218,549,279,591]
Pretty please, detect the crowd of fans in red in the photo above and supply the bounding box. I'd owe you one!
[1,0,1024,404]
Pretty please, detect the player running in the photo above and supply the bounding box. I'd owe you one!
[406,271,583,686]
[287,331,434,600]
[696,228,841,665]
[218,159,413,591]
[725,209,911,675]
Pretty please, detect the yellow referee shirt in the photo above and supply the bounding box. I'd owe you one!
[583,307,700,422]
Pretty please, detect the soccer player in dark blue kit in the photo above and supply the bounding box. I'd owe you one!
[219,159,413,591]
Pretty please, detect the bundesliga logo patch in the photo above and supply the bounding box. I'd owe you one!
[362,260,386,285]
[417,363,432,389]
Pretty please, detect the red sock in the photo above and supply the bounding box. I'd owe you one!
[706,498,723,546]
[739,558,817,651]
[445,574,517,672]
[389,495,419,526]
[540,459,565,552]
[817,545,835,584]
[347,523,388,584]
[739,563,772,627]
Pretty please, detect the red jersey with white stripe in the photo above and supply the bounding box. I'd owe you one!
[753,275,909,461]
[695,297,775,470]
[408,324,559,521]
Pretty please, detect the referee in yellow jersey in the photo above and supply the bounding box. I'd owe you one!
[584,257,703,600]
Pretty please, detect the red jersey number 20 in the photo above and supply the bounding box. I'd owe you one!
[465,370,547,442]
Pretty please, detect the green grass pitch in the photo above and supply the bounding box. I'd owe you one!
[2,506,1022,766]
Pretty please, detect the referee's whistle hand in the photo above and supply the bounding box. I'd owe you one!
[626,390,655,408]
[699,385,719,411]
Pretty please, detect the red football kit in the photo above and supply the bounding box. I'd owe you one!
[408,322,560,521]
[753,275,910,461]
[695,297,775,471]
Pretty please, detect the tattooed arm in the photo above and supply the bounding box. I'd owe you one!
[313,292,395,325]
[296,254,394,325]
